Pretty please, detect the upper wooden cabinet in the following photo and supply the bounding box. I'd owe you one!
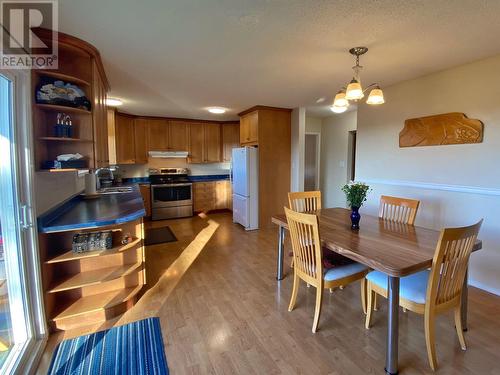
[240,111,258,145]
[188,123,205,163]
[204,123,221,163]
[168,121,189,151]
[188,122,221,164]
[147,119,169,151]
[31,29,110,171]
[114,113,136,164]
[134,118,149,164]
[92,62,109,167]
[222,123,240,162]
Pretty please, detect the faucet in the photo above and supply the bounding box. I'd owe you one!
[95,167,115,189]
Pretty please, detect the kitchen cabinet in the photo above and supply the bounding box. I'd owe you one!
[222,123,240,162]
[188,123,221,164]
[193,180,232,212]
[240,111,258,145]
[204,123,221,162]
[107,109,117,165]
[92,62,109,167]
[147,119,169,151]
[168,121,189,151]
[115,113,136,164]
[188,123,205,163]
[134,119,149,164]
[139,184,151,217]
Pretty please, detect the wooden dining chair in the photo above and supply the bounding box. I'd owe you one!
[364,220,483,370]
[287,191,322,271]
[379,195,420,225]
[285,207,369,333]
[288,191,322,213]
[373,195,421,311]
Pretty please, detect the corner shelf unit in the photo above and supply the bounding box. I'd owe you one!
[31,28,110,172]
[39,219,145,332]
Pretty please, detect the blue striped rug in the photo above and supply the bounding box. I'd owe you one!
[48,318,169,375]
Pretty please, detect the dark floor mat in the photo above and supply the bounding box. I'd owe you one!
[145,226,178,246]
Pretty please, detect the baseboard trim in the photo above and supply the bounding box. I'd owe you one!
[359,178,500,197]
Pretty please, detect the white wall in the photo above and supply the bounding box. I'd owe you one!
[290,107,305,192]
[305,116,322,133]
[320,111,357,208]
[356,54,500,295]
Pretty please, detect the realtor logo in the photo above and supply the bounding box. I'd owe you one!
[1,0,58,69]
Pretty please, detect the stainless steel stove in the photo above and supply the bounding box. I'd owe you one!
[149,168,193,220]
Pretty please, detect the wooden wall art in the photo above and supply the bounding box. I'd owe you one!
[399,112,483,147]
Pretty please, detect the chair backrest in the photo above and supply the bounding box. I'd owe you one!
[288,191,322,213]
[284,207,323,284]
[427,220,483,308]
[379,195,420,225]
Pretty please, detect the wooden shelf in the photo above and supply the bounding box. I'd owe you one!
[47,262,142,293]
[35,70,91,87]
[46,237,141,264]
[39,137,93,142]
[35,103,91,114]
[52,285,142,321]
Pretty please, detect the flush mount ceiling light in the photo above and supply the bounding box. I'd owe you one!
[330,104,348,113]
[106,98,123,106]
[332,47,385,113]
[207,107,226,114]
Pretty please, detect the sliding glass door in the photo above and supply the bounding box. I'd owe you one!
[0,72,45,373]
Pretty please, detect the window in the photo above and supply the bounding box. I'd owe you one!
[0,72,46,373]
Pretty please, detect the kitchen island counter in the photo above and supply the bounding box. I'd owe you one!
[38,184,146,233]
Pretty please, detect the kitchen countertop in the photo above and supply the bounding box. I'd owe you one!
[38,184,146,233]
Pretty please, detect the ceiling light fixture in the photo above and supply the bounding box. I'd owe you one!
[106,98,123,106]
[332,47,385,113]
[207,107,226,114]
[330,104,348,114]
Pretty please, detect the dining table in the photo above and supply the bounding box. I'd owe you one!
[271,207,482,375]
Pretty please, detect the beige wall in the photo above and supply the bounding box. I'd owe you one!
[35,171,85,215]
[356,54,500,295]
[319,110,357,208]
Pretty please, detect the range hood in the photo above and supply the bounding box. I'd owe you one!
[148,151,189,158]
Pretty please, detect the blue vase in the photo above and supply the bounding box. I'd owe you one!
[350,206,361,230]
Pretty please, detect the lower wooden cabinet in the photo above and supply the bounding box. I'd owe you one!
[193,180,232,212]
[139,184,151,217]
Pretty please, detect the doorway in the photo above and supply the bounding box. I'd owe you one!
[304,133,320,191]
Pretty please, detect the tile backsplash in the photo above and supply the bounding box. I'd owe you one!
[116,158,230,178]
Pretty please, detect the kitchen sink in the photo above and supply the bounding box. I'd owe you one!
[97,186,134,194]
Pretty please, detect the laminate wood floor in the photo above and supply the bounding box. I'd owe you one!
[37,212,500,374]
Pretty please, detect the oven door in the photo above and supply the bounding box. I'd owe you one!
[151,183,192,208]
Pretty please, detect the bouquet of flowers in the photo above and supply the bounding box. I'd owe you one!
[341,181,371,209]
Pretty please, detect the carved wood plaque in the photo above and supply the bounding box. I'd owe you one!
[399,112,483,147]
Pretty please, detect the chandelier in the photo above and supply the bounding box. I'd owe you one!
[330,47,385,113]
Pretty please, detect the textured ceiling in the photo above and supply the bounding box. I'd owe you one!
[58,0,500,120]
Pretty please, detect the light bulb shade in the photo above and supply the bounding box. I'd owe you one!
[345,79,364,100]
[330,105,348,114]
[333,91,348,107]
[366,87,385,105]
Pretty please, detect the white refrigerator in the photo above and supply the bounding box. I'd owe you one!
[232,147,259,230]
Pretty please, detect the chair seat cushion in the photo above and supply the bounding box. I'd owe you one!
[366,269,430,304]
[323,262,368,282]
